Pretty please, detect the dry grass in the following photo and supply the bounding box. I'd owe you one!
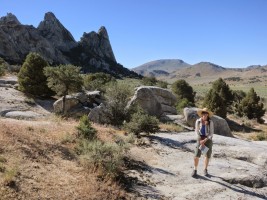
[249,132,267,141]
[0,117,130,200]
[228,115,267,141]
[159,123,184,132]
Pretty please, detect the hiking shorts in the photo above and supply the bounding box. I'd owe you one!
[194,139,212,158]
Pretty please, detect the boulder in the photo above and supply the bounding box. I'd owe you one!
[127,86,177,118]
[183,107,233,137]
[4,111,43,119]
[211,115,233,137]
[53,91,104,114]
[183,107,199,127]
[88,103,111,124]
[53,96,80,113]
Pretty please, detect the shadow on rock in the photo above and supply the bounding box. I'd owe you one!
[226,118,261,133]
[198,174,267,199]
[149,135,194,153]
[120,157,171,199]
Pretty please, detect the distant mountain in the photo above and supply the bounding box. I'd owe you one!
[133,59,267,89]
[176,62,226,77]
[0,12,139,78]
[246,65,267,70]
[132,59,190,76]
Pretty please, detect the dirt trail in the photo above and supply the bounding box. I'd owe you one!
[127,132,267,200]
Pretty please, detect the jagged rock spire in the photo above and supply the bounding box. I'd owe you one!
[0,13,21,25]
[38,12,77,51]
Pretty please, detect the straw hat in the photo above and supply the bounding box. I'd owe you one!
[197,108,213,117]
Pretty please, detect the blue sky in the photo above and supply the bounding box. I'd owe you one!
[1,0,267,68]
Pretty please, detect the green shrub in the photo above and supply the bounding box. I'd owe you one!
[172,79,195,104]
[141,76,157,86]
[0,57,6,77]
[255,133,267,141]
[141,77,168,88]
[76,115,97,140]
[124,108,160,136]
[79,140,125,177]
[61,132,76,144]
[83,72,116,92]
[105,82,133,126]
[157,80,168,88]
[176,98,194,113]
[0,64,6,77]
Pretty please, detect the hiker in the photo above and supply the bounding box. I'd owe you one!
[192,108,214,177]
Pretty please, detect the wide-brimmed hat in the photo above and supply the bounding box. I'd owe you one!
[197,108,213,117]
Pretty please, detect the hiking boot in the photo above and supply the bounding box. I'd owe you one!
[191,170,197,177]
[204,169,208,176]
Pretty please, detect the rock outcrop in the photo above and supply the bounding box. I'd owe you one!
[183,107,233,137]
[80,26,116,63]
[0,75,53,119]
[37,12,77,52]
[0,12,139,78]
[0,13,63,64]
[127,86,177,118]
[53,91,105,117]
[88,103,111,124]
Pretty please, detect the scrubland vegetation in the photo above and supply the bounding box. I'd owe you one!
[0,53,266,198]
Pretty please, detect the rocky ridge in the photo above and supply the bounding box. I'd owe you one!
[0,12,139,78]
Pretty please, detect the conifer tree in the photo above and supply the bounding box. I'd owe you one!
[18,52,52,96]
[171,79,195,104]
[239,88,266,122]
[44,64,83,114]
[203,78,233,118]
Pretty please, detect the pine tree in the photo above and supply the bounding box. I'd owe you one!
[232,90,246,116]
[239,88,266,122]
[18,52,53,96]
[203,78,233,118]
[171,79,195,104]
[204,89,227,118]
[44,64,83,114]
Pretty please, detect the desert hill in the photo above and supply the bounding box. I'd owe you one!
[133,59,267,83]
[133,59,267,99]
[133,59,190,77]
